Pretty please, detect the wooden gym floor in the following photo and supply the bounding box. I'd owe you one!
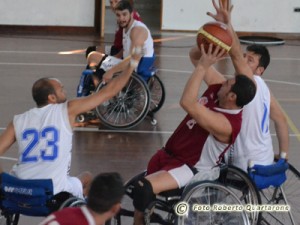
[0,32,299,224]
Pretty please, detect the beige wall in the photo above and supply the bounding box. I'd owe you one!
[162,0,300,33]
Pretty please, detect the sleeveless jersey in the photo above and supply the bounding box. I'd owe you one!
[12,102,73,195]
[113,10,142,51]
[40,206,95,225]
[165,84,242,168]
[230,75,274,171]
[123,20,154,58]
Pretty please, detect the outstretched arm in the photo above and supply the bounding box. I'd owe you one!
[68,50,142,127]
[208,0,254,81]
[181,44,232,143]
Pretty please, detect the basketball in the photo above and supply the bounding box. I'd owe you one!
[197,21,233,53]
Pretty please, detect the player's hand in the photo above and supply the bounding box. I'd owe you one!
[198,44,225,69]
[207,0,233,25]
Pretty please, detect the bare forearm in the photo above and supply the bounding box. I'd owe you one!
[274,119,289,157]
[180,65,206,111]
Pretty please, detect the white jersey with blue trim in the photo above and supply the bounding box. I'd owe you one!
[229,75,274,171]
[12,102,73,194]
[123,20,154,58]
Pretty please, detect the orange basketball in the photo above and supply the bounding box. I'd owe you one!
[197,21,232,53]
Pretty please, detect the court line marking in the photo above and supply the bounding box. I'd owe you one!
[0,126,299,136]
[0,51,299,61]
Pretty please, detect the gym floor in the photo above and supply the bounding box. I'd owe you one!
[0,30,299,224]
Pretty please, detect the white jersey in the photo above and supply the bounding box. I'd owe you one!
[12,102,73,194]
[123,20,154,58]
[229,75,274,171]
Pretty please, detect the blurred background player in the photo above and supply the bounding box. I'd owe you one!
[85,0,142,58]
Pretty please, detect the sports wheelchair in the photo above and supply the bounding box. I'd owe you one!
[108,159,300,225]
[0,173,86,225]
[108,166,253,225]
[77,67,165,130]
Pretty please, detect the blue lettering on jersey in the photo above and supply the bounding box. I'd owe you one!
[261,103,269,134]
[21,127,59,163]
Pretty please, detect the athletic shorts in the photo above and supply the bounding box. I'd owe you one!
[98,55,156,81]
[147,149,194,188]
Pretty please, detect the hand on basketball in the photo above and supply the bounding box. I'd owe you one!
[207,0,233,25]
[198,43,226,68]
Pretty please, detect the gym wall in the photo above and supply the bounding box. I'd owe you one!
[162,0,300,33]
[0,0,94,27]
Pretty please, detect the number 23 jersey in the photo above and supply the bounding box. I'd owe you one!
[12,102,72,194]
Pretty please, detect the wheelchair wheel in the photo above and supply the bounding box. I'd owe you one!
[177,181,250,225]
[59,197,86,210]
[147,74,165,113]
[259,163,300,225]
[218,165,261,225]
[95,73,150,129]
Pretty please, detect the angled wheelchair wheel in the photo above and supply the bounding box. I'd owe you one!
[147,74,165,113]
[218,165,261,225]
[177,181,250,225]
[95,73,150,129]
[259,163,300,225]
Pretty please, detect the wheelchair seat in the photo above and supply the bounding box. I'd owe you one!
[0,173,86,225]
[248,158,289,190]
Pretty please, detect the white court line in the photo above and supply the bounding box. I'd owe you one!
[0,156,18,161]
[0,50,299,61]
[1,61,300,86]
[1,126,299,136]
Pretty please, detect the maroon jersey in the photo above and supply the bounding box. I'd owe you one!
[113,11,142,51]
[40,206,94,225]
[164,84,242,167]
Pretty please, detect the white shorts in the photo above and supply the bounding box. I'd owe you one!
[168,164,194,188]
[64,176,84,199]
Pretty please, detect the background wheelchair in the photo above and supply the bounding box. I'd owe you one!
[77,68,165,129]
[0,173,86,225]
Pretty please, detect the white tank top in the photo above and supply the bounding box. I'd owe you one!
[229,75,274,171]
[123,20,154,58]
[12,102,73,194]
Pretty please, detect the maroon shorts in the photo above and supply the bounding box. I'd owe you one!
[147,149,185,175]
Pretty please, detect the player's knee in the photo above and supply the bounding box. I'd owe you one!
[132,177,155,212]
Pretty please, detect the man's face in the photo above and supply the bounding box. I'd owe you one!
[50,79,67,103]
[244,51,264,75]
[115,9,132,29]
[110,0,120,11]
[217,78,236,104]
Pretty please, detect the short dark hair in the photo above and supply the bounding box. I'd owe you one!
[32,78,56,107]
[115,0,133,13]
[231,75,256,107]
[246,44,270,70]
[87,172,125,214]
